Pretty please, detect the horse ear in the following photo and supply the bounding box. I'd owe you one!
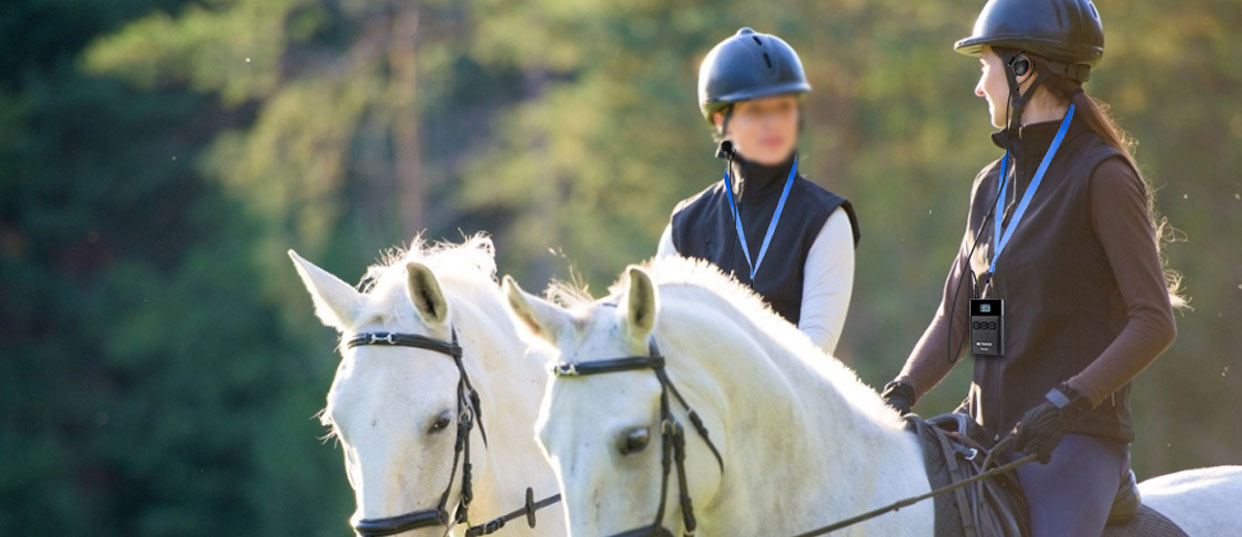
[620,265,658,342]
[288,249,362,332]
[503,274,571,344]
[406,262,449,325]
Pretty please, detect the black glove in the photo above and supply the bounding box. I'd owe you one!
[1011,383,1092,464]
[880,380,917,415]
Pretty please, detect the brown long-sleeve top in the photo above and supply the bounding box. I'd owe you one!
[895,156,1178,409]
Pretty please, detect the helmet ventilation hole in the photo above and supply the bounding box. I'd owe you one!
[762,52,773,69]
[752,36,763,46]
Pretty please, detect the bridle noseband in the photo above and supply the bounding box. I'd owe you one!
[552,338,724,537]
[346,327,488,537]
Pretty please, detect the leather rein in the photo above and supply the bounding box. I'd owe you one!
[552,338,724,537]
[344,328,561,537]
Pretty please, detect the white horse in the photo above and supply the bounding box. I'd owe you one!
[503,255,1242,536]
[290,235,566,537]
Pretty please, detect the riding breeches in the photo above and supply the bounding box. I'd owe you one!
[1009,433,1130,537]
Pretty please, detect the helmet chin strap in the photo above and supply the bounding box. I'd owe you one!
[717,105,735,145]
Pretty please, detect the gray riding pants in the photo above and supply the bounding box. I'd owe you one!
[1009,433,1130,537]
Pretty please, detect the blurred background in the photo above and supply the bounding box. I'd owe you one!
[1,0,1239,534]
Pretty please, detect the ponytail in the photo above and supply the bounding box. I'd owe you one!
[1031,56,1190,309]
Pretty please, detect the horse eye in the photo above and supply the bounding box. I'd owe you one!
[618,426,650,455]
[429,411,453,433]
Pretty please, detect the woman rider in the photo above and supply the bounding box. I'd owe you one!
[880,1,1182,535]
[656,27,861,355]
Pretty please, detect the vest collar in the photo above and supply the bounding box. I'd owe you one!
[990,116,1088,178]
[727,150,797,203]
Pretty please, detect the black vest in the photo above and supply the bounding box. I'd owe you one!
[961,117,1137,442]
[670,153,860,325]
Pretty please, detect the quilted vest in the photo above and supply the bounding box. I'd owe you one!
[670,153,860,325]
[960,117,1138,443]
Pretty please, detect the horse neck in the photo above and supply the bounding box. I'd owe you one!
[659,291,927,534]
[442,282,559,520]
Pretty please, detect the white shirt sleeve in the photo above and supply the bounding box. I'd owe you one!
[656,222,678,258]
[797,207,855,355]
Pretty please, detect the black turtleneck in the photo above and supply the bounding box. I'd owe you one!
[728,151,797,203]
[990,116,1088,229]
[668,148,860,324]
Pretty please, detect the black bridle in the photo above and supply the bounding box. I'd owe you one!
[342,327,562,537]
[346,328,487,537]
[551,338,724,537]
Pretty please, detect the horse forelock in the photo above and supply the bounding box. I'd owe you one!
[349,233,500,326]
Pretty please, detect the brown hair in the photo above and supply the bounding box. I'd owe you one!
[1026,54,1189,309]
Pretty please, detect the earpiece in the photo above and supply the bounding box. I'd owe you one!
[1008,52,1031,78]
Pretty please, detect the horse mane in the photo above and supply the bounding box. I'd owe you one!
[556,255,900,428]
[545,277,597,308]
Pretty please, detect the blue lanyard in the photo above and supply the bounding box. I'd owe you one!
[989,104,1075,275]
[722,155,798,282]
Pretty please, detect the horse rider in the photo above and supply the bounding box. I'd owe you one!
[881,1,1182,535]
[656,27,861,355]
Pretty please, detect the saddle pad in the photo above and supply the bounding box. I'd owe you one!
[1100,504,1189,537]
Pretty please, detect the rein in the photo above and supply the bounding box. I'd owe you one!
[464,487,563,536]
[552,338,724,537]
[343,328,561,537]
[790,436,1038,537]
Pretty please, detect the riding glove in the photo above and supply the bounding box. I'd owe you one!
[880,380,917,415]
[1011,383,1092,464]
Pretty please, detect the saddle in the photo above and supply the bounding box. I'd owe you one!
[1101,504,1190,537]
[905,413,1030,537]
[1101,461,1189,537]
[906,413,1189,537]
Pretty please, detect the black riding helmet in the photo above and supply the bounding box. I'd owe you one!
[697,27,811,128]
[953,0,1105,83]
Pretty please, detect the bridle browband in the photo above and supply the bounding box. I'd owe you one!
[552,338,724,537]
